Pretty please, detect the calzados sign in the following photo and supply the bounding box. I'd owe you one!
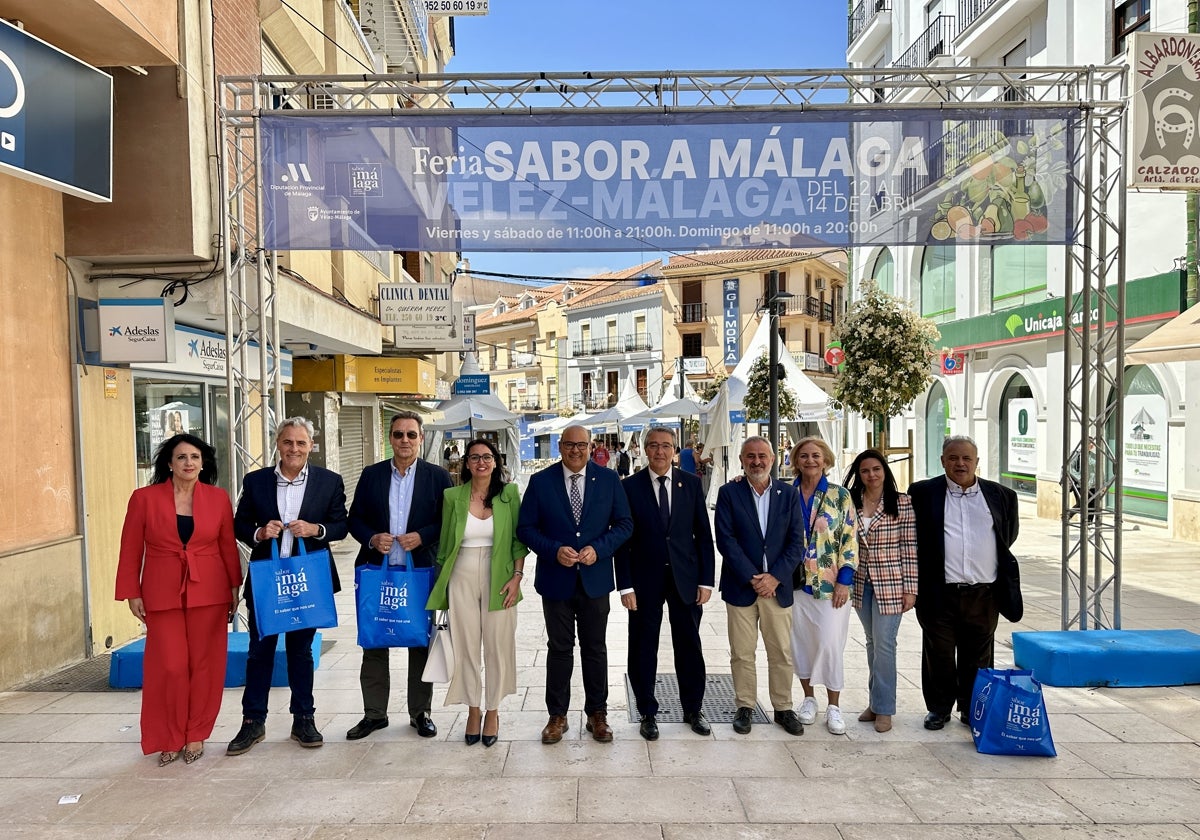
[262,108,1075,252]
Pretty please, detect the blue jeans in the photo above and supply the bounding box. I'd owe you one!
[855,580,904,716]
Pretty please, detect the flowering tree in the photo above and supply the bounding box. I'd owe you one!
[744,352,798,424]
[832,280,940,450]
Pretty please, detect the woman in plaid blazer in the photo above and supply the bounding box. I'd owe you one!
[843,449,917,733]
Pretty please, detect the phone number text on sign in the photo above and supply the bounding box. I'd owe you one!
[424,0,488,14]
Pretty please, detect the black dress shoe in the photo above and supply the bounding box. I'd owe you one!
[346,716,389,740]
[732,706,753,735]
[465,732,481,746]
[682,711,711,736]
[923,711,952,730]
[959,710,971,726]
[639,715,660,741]
[411,713,437,738]
[481,732,498,748]
[290,716,324,748]
[226,719,265,755]
[773,709,805,736]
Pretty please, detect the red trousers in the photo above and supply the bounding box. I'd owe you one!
[140,603,229,754]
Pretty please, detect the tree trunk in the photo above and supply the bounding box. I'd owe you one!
[873,414,888,453]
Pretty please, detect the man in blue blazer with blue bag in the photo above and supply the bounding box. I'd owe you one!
[346,411,452,740]
[227,417,348,756]
[517,424,633,744]
[715,435,807,736]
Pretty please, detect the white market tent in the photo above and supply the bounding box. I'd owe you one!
[423,357,522,476]
[528,410,590,435]
[633,369,707,422]
[579,379,650,431]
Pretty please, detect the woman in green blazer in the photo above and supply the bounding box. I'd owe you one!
[427,438,527,747]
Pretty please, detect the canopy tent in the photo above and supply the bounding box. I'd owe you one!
[527,410,590,435]
[1126,303,1200,364]
[631,369,707,422]
[423,371,522,477]
[579,379,650,430]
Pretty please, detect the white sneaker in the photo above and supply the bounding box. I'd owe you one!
[798,696,818,725]
[825,705,846,735]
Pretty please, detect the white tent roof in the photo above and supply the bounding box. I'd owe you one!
[581,379,650,429]
[720,315,831,420]
[528,410,590,435]
[1126,303,1200,364]
[424,393,519,431]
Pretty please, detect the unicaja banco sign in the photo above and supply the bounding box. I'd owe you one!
[0,19,112,201]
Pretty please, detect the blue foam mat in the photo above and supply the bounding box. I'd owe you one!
[109,630,323,689]
[1013,629,1200,687]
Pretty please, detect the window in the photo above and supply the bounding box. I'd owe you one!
[682,332,702,357]
[870,248,895,294]
[920,245,955,322]
[991,245,1047,310]
[1113,0,1150,56]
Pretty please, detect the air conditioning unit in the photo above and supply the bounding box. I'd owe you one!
[814,278,826,291]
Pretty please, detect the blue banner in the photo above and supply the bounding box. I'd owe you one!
[261,109,1077,252]
[722,278,740,369]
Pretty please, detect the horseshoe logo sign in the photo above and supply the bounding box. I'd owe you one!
[0,47,25,120]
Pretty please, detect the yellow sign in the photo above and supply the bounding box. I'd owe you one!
[104,368,119,398]
[290,356,436,397]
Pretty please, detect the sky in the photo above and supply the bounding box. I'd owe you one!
[445,0,850,283]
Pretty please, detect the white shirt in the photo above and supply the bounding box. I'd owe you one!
[562,463,586,507]
[461,510,494,548]
[943,477,999,584]
[274,464,308,558]
[618,468,712,596]
[749,478,773,573]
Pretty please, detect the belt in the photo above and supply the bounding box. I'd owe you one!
[948,581,991,589]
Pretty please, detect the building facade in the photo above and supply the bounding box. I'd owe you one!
[846,0,1200,538]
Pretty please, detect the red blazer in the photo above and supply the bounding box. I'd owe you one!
[115,482,242,611]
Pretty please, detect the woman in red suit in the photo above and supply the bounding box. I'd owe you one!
[116,434,242,766]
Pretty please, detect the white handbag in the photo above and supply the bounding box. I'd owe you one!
[421,611,455,684]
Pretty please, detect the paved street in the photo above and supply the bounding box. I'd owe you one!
[1,504,1198,837]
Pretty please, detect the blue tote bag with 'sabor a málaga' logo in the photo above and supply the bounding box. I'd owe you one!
[969,668,1056,757]
[354,552,434,649]
[249,537,338,638]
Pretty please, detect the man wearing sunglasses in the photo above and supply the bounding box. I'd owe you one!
[228,417,349,755]
[346,411,453,740]
[517,425,633,744]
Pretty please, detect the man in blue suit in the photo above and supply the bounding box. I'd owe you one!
[517,424,633,744]
[617,425,715,740]
[227,417,349,755]
[715,435,806,736]
[346,411,452,740]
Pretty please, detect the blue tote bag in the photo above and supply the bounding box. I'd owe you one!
[354,552,434,649]
[969,668,1057,757]
[249,537,338,638]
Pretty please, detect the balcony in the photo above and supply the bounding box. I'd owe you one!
[954,0,1043,60]
[573,392,616,410]
[847,0,893,65]
[510,397,542,412]
[675,302,708,324]
[571,333,654,357]
[894,15,956,70]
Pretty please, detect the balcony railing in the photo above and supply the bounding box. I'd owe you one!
[510,397,542,411]
[894,15,956,69]
[573,392,616,410]
[571,333,654,357]
[675,302,707,324]
[849,0,892,45]
[957,0,1000,34]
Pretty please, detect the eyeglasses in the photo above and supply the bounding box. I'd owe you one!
[276,474,306,488]
[560,441,589,451]
[467,454,494,463]
[391,430,420,440]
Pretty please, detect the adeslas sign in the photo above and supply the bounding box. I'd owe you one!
[0,19,112,202]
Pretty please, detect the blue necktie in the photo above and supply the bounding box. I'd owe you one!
[657,475,670,530]
[569,473,583,524]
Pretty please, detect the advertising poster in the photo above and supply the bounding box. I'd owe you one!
[1129,32,1200,189]
[1124,394,1168,493]
[1006,398,1037,474]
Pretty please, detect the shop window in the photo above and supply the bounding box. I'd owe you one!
[991,245,1047,310]
[870,247,895,294]
[133,378,231,496]
[920,245,955,323]
[924,380,950,479]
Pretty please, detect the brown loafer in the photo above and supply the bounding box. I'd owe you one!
[541,714,569,744]
[858,708,877,722]
[873,714,892,733]
[586,711,613,742]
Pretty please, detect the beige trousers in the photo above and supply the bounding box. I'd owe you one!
[726,596,795,711]
[445,545,518,710]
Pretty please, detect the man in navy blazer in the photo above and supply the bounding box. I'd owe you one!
[909,435,1022,730]
[517,424,633,744]
[715,435,806,736]
[617,426,715,740]
[227,417,349,755]
[346,411,452,740]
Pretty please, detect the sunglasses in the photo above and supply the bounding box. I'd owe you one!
[391,430,420,440]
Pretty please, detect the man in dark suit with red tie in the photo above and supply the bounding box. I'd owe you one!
[227,417,349,755]
[617,425,715,740]
[345,411,452,740]
[909,435,1022,730]
[517,424,633,744]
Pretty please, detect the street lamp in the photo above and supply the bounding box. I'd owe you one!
[765,269,794,478]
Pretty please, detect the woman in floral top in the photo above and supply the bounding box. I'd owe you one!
[789,436,858,735]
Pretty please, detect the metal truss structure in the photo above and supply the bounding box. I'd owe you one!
[219,66,1127,628]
